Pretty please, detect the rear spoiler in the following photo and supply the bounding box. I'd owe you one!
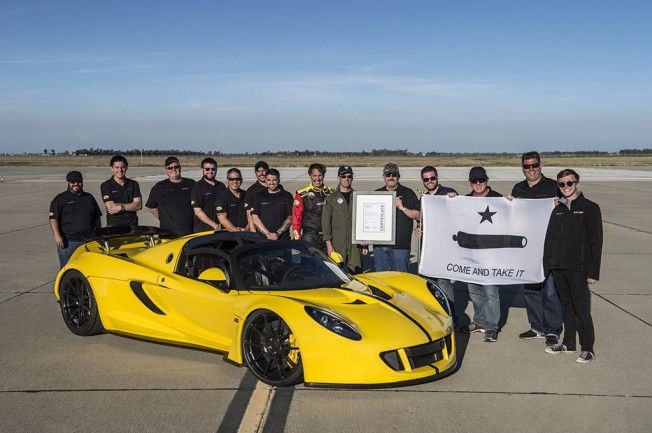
[93,226,178,252]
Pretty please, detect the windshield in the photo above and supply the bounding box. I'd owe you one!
[237,244,350,290]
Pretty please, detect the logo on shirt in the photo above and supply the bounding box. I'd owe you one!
[191,200,196,205]
[48,212,54,217]
[337,198,344,204]
[293,199,300,206]
[216,206,223,211]
[103,195,109,200]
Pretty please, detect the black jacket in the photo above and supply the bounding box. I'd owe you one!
[543,193,603,280]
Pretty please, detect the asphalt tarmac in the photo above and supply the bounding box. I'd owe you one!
[0,165,650,433]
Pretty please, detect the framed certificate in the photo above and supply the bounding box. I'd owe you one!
[351,191,396,244]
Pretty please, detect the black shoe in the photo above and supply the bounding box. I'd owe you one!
[519,329,545,340]
[545,335,560,347]
[461,322,485,334]
[484,330,498,342]
[545,343,576,354]
[576,351,595,364]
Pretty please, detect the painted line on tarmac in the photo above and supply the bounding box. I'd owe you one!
[236,381,274,433]
[603,220,652,235]
[0,223,48,236]
[592,291,651,327]
[0,280,54,305]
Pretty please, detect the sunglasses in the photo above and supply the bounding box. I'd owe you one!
[384,172,398,178]
[166,165,181,171]
[558,181,577,188]
[522,163,541,170]
[422,176,437,182]
[340,174,353,179]
[203,167,217,172]
[471,178,487,184]
[228,177,242,181]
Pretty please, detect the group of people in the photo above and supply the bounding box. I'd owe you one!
[48,151,602,364]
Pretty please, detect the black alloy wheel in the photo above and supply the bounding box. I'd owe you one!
[242,309,303,386]
[59,270,104,336]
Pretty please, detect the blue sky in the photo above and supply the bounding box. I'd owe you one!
[1,0,650,153]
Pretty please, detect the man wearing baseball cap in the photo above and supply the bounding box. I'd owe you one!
[322,165,368,272]
[49,171,102,267]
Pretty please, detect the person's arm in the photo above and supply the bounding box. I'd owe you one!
[396,196,420,220]
[276,215,292,238]
[49,219,64,248]
[194,207,220,230]
[217,213,245,232]
[586,203,603,283]
[93,217,101,229]
[252,214,277,240]
[148,207,159,220]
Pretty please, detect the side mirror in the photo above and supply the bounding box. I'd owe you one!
[197,268,227,282]
[329,251,344,265]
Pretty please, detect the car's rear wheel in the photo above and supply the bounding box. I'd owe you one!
[59,270,104,336]
[242,309,303,386]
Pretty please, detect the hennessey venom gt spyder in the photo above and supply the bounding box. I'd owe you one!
[54,227,456,387]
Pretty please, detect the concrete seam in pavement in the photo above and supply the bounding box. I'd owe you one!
[603,220,652,235]
[0,280,54,304]
[0,223,48,236]
[591,290,652,327]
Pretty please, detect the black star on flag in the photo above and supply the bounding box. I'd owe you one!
[478,206,497,224]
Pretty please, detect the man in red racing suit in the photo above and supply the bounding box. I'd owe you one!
[292,163,334,251]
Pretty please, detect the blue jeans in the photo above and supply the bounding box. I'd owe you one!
[468,283,500,332]
[523,275,563,336]
[373,247,410,272]
[56,240,86,268]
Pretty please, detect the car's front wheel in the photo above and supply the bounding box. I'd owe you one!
[242,309,303,386]
[59,270,104,336]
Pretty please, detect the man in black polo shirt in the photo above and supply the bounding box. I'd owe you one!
[49,171,102,267]
[191,157,226,232]
[146,157,196,236]
[511,151,563,347]
[249,168,293,240]
[216,168,249,232]
[373,163,420,272]
[100,155,142,227]
[245,160,269,231]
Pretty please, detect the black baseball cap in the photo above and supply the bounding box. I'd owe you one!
[468,166,488,182]
[66,171,83,182]
[338,165,353,176]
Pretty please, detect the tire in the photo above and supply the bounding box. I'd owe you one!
[242,309,303,386]
[59,270,104,336]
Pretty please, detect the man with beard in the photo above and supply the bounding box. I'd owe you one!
[100,154,142,227]
[49,171,102,267]
[146,157,196,236]
[215,168,249,232]
[292,163,333,250]
[249,169,293,240]
[191,157,226,232]
[322,165,368,273]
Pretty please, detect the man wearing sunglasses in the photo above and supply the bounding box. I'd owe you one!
[100,154,142,227]
[460,167,502,342]
[49,171,102,267]
[191,157,226,232]
[215,168,249,232]
[373,163,420,272]
[543,169,602,364]
[146,157,196,236]
[416,165,458,317]
[322,165,368,273]
[511,151,563,347]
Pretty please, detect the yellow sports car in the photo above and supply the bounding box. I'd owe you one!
[54,227,456,387]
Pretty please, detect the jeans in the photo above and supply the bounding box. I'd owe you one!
[552,269,595,353]
[373,246,410,272]
[523,275,563,336]
[468,283,500,332]
[56,239,86,268]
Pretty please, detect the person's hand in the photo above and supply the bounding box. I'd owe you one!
[447,192,457,198]
[266,232,279,240]
[326,244,334,255]
[54,234,64,249]
[506,195,514,201]
[554,197,560,206]
[361,245,369,255]
[415,226,423,238]
[106,202,121,214]
[395,196,404,210]
[587,278,598,285]
[292,229,302,240]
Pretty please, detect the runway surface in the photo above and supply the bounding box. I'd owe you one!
[0,165,650,433]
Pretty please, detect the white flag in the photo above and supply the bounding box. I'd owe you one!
[418,196,555,285]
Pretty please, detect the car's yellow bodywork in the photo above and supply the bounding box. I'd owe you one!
[54,231,456,387]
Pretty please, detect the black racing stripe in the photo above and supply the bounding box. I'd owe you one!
[355,290,432,342]
[129,281,165,315]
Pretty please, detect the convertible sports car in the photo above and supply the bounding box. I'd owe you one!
[54,226,456,387]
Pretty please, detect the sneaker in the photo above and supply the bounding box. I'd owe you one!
[576,351,595,364]
[484,330,498,342]
[461,322,485,334]
[545,343,576,354]
[545,335,560,347]
[519,329,545,340]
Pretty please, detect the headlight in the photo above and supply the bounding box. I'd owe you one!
[305,306,361,341]
[426,280,451,316]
